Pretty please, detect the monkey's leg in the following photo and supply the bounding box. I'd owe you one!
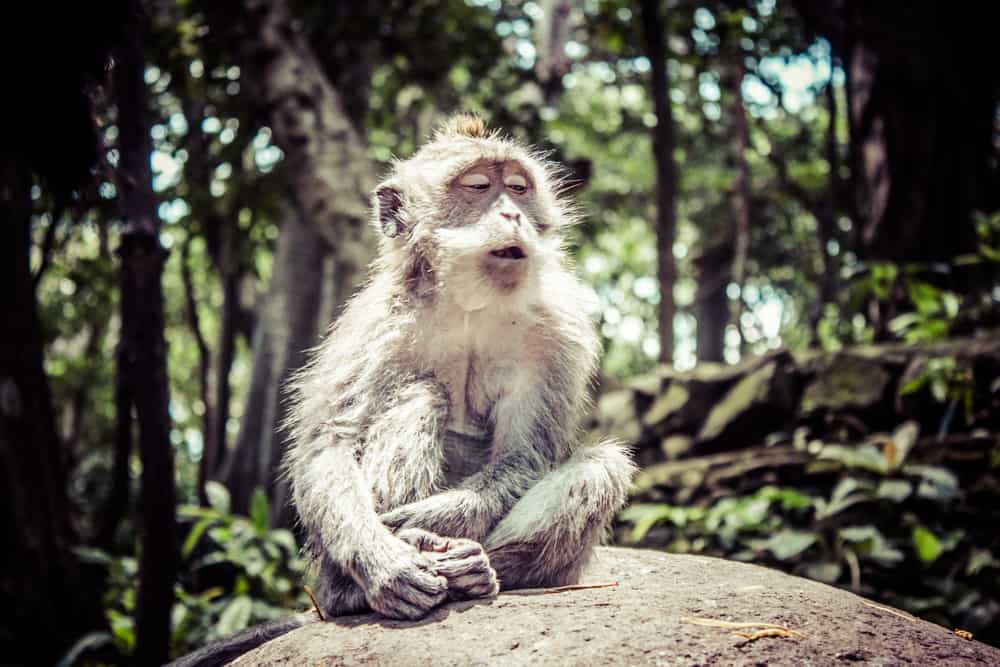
[482,439,634,589]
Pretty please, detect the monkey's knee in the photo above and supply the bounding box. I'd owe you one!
[483,440,635,588]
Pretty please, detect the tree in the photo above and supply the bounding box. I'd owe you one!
[0,4,118,662]
[639,0,680,365]
[795,0,999,266]
[112,4,177,662]
[207,0,376,517]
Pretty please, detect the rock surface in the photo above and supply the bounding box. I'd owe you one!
[233,547,1000,666]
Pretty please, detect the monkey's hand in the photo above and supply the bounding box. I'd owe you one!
[361,537,449,620]
[396,528,499,601]
[380,489,492,542]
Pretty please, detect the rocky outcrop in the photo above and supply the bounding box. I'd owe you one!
[233,547,1000,666]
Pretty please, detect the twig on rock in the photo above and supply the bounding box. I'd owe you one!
[861,601,917,622]
[682,617,806,641]
[304,585,325,621]
[502,581,620,596]
[734,628,805,643]
[544,581,619,594]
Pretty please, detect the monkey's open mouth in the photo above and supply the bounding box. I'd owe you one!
[490,245,527,260]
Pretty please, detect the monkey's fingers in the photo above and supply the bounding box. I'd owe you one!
[437,539,486,560]
[379,506,414,528]
[396,527,451,552]
[402,564,450,597]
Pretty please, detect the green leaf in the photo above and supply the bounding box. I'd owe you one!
[182,517,214,559]
[904,464,960,501]
[178,504,217,519]
[899,375,928,396]
[875,479,912,502]
[888,313,920,334]
[205,481,231,514]
[966,548,1000,575]
[73,546,113,566]
[818,444,888,474]
[804,561,842,583]
[907,281,942,315]
[269,529,299,555]
[839,525,904,566]
[760,530,817,561]
[250,488,270,535]
[619,504,687,542]
[108,610,135,652]
[216,595,253,636]
[912,527,943,565]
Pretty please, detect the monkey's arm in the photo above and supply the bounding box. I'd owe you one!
[290,434,449,619]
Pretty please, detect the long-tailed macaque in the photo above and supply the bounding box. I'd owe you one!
[169,114,634,666]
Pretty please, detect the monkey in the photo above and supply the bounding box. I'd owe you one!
[167,114,635,667]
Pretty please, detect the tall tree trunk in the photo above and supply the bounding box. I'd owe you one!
[0,161,101,665]
[214,0,376,519]
[694,245,731,363]
[727,59,751,297]
[220,213,327,517]
[697,48,752,364]
[809,79,843,345]
[207,223,239,480]
[113,6,177,663]
[639,0,679,365]
[800,0,998,264]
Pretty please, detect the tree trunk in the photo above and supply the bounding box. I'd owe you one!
[113,6,177,663]
[639,0,679,366]
[213,0,376,520]
[220,213,327,518]
[801,0,998,264]
[694,244,730,364]
[809,79,843,345]
[0,161,101,665]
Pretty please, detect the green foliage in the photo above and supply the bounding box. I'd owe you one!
[620,440,1000,640]
[170,484,308,655]
[79,484,308,659]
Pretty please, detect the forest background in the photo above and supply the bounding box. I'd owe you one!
[1,0,998,664]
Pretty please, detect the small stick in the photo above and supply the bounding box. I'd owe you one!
[682,617,806,639]
[734,628,805,642]
[861,601,917,622]
[501,581,620,597]
[304,585,325,621]
[543,581,619,594]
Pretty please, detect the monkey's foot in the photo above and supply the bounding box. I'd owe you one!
[428,538,500,601]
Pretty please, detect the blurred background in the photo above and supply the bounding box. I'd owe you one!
[1,0,998,664]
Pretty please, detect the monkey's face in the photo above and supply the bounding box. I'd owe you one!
[373,129,575,313]
[427,159,554,311]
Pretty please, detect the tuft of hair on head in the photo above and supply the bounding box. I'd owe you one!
[436,113,489,140]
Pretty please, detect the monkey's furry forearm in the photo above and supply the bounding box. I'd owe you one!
[291,441,398,579]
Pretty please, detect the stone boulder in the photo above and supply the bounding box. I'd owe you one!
[233,547,999,666]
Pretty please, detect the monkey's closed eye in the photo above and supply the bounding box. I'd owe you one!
[504,174,528,194]
[458,173,491,191]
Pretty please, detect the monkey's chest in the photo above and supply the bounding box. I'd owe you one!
[434,351,505,485]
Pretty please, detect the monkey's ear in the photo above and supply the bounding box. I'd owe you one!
[373,183,405,238]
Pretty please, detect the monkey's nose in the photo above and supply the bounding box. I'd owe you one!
[499,210,521,222]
